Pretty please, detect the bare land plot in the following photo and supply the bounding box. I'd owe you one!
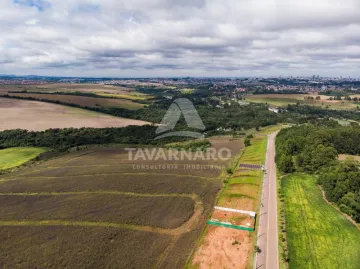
[0,98,150,131]
[191,136,267,269]
[0,138,244,268]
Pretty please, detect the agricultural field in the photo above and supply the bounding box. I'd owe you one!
[191,136,267,269]
[0,137,243,268]
[0,83,153,103]
[282,173,360,269]
[246,94,360,111]
[5,92,145,110]
[0,98,150,131]
[0,83,136,95]
[96,92,152,100]
[0,147,48,170]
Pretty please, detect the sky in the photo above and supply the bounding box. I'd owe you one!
[1,0,360,77]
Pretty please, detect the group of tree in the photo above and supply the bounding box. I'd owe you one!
[304,96,321,101]
[0,94,297,133]
[328,96,359,101]
[0,126,190,151]
[275,121,360,222]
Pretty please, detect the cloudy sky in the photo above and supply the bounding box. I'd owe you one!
[1,0,360,77]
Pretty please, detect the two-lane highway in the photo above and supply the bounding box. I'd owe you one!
[255,132,279,269]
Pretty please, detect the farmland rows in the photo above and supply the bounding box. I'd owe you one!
[5,92,145,110]
[1,172,218,181]
[0,193,203,236]
[0,140,243,268]
[0,226,172,269]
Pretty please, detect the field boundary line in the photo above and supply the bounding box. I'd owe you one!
[0,193,203,236]
[0,220,176,235]
[44,162,228,169]
[318,185,360,231]
[0,191,197,199]
[1,172,217,182]
[153,235,179,269]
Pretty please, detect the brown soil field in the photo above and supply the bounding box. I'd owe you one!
[0,194,194,229]
[192,226,252,269]
[11,163,222,179]
[0,139,244,268]
[5,92,144,110]
[212,210,254,227]
[0,226,171,269]
[0,98,150,131]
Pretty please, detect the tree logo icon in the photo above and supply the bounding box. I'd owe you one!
[155,98,205,140]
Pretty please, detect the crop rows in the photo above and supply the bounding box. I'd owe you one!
[0,140,242,268]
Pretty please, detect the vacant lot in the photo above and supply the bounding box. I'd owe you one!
[0,147,47,170]
[247,94,360,110]
[6,92,144,110]
[0,98,150,131]
[282,173,360,269]
[192,136,267,269]
[0,138,243,268]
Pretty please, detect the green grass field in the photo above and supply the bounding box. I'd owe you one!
[240,136,267,165]
[0,147,48,170]
[96,93,152,100]
[247,94,359,111]
[282,173,360,269]
[247,96,299,107]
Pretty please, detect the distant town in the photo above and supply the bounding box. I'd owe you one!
[1,75,360,94]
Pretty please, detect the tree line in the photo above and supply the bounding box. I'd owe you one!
[276,121,360,222]
[0,126,190,151]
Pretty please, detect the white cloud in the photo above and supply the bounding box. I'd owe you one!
[0,0,360,76]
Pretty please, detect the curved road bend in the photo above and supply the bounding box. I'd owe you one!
[255,132,279,269]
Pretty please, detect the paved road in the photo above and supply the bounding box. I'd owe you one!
[255,132,279,269]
